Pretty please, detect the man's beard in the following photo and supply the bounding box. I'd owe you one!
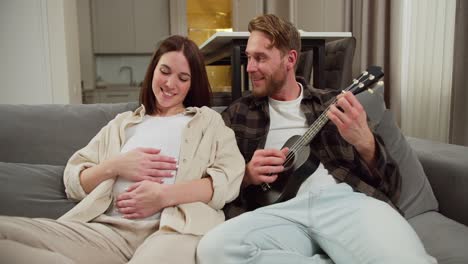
[250,64,287,98]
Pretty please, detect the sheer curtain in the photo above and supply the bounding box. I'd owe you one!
[397,0,456,142]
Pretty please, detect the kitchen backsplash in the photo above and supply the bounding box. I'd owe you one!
[95,55,151,86]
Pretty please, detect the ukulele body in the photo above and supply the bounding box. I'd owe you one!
[245,135,320,210]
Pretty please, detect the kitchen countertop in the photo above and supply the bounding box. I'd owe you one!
[95,84,141,91]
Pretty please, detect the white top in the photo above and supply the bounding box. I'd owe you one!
[265,84,337,196]
[106,113,192,220]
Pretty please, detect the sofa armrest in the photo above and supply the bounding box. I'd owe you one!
[407,137,468,226]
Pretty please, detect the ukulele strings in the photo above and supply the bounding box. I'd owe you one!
[281,72,373,166]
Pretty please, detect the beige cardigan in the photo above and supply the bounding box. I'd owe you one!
[59,105,245,235]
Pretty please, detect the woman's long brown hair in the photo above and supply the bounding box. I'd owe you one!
[140,35,212,115]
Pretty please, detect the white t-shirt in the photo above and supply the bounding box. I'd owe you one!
[106,113,192,220]
[265,83,337,196]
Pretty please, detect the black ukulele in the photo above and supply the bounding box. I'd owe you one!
[244,66,385,210]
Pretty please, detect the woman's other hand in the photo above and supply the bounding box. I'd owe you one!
[115,147,177,183]
[115,177,215,219]
[116,180,168,219]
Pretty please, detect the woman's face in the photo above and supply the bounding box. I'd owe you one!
[152,51,191,116]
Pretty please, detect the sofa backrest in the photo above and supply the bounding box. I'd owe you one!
[0,90,440,220]
[0,102,139,165]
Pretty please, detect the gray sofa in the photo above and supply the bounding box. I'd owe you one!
[0,100,467,263]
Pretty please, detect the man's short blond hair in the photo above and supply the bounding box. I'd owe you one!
[248,14,301,56]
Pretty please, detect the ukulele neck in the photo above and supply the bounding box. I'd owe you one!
[300,95,339,146]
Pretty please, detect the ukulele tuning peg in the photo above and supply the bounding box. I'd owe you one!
[362,71,369,76]
[369,75,375,80]
[358,83,365,88]
[377,81,384,86]
[353,79,359,84]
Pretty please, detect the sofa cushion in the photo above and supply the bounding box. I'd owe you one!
[0,162,76,219]
[409,211,468,264]
[0,102,139,166]
[375,111,439,218]
[356,85,438,219]
[355,83,386,126]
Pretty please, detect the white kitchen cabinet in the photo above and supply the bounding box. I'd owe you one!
[91,0,170,54]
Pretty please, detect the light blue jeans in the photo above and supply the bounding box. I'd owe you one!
[197,183,437,264]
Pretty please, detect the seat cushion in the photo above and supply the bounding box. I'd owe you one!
[409,211,468,264]
[357,85,438,219]
[0,162,76,219]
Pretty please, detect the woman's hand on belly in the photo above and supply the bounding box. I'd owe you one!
[115,180,169,219]
[116,147,177,183]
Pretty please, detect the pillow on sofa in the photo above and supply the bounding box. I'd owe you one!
[0,162,76,219]
[355,84,386,126]
[375,111,439,219]
[356,85,438,219]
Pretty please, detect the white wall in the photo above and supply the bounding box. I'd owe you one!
[265,0,289,22]
[77,0,95,91]
[232,0,349,32]
[0,1,52,104]
[0,0,81,104]
[48,0,82,104]
[232,0,264,31]
[292,0,349,32]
